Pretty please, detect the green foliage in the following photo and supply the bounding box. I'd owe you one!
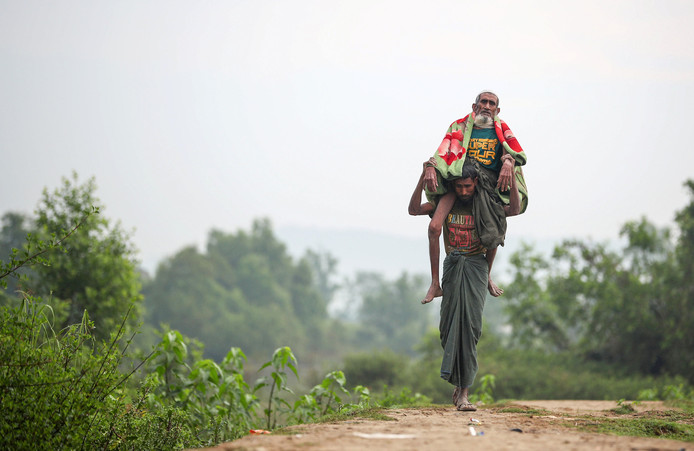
[144,332,382,442]
[378,386,431,407]
[313,406,394,424]
[34,174,143,340]
[343,349,408,389]
[303,249,340,305]
[503,180,694,382]
[347,332,694,404]
[309,370,351,415]
[257,346,298,430]
[0,294,188,450]
[147,329,260,445]
[0,173,143,341]
[352,272,432,355]
[143,219,328,361]
[637,388,658,401]
[469,374,495,405]
[289,371,358,424]
[98,378,200,450]
[479,347,691,401]
[400,327,451,403]
[569,414,694,442]
[0,212,33,292]
[612,398,637,414]
[662,384,688,401]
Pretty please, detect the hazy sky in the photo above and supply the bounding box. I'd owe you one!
[2,0,694,272]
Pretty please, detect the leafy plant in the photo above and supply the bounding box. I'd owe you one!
[612,398,637,414]
[0,207,95,287]
[257,346,299,430]
[637,388,659,401]
[0,293,157,450]
[309,370,351,415]
[378,385,431,407]
[147,330,260,445]
[469,373,495,405]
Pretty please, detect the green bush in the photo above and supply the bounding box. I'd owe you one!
[343,349,408,390]
[0,296,199,450]
[479,348,691,401]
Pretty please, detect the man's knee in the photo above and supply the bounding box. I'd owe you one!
[428,221,442,238]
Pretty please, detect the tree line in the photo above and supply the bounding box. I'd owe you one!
[503,182,694,383]
[1,173,693,404]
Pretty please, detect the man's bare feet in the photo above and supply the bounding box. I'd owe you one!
[452,386,477,411]
[452,387,462,406]
[422,282,443,304]
[488,277,504,297]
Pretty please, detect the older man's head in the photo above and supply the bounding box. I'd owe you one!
[472,91,500,127]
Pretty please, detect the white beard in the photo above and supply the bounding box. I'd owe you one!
[474,114,494,128]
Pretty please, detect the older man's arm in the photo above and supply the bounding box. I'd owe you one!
[503,159,521,217]
[496,123,524,191]
[496,152,515,192]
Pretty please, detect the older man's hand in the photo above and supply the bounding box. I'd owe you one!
[423,159,438,192]
[496,157,514,191]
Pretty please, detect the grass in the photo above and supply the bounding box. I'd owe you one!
[318,406,396,423]
[666,399,694,413]
[274,399,694,444]
[566,410,694,442]
[271,406,397,437]
[492,399,694,442]
[610,403,636,415]
[485,400,551,416]
[496,406,551,415]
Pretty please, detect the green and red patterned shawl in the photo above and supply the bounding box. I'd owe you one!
[426,113,529,214]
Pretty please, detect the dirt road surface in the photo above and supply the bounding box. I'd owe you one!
[206,400,691,451]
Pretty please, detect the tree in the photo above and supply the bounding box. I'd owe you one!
[503,180,694,382]
[355,271,432,355]
[505,235,670,373]
[303,249,340,308]
[143,219,329,361]
[30,173,142,340]
[0,212,32,302]
[662,180,694,379]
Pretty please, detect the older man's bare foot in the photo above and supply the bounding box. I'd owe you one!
[422,283,443,304]
[488,278,504,297]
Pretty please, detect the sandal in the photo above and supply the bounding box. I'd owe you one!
[456,402,477,412]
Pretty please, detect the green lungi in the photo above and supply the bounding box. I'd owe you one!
[439,251,488,388]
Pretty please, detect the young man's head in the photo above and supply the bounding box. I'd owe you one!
[451,165,478,203]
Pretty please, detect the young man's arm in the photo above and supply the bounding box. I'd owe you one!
[487,155,521,298]
[486,246,503,297]
[408,162,436,216]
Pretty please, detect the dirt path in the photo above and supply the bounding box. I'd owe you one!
[205,400,691,450]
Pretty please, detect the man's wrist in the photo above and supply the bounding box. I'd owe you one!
[501,155,515,165]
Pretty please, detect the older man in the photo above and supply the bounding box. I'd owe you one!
[412,91,527,304]
[409,162,520,410]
